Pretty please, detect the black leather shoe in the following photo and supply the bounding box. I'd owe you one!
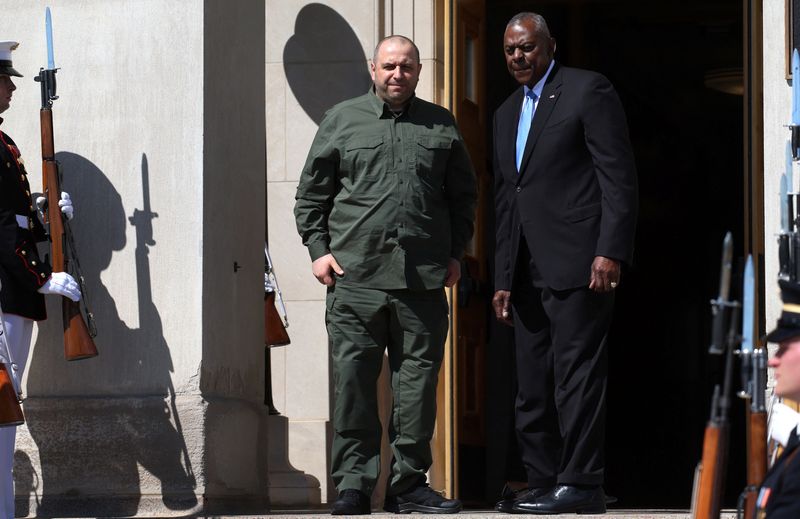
[331,489,371,515]
[512,484,606,514]
[494,486,553,513]
[384,484,462,514]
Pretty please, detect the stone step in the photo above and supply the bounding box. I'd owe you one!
[258,510,738,519]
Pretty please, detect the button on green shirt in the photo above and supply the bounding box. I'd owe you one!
[294,91,477,290]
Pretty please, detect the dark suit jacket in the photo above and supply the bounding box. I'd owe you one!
[493,62,638,291]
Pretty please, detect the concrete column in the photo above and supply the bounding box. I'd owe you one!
[762,1,790,358]
[0,1,267,516]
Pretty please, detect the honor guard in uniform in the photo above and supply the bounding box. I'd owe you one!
[754,280,800,519]
[294,35,477,515]
[0,41,81,519]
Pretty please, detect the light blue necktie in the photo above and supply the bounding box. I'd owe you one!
[515,89,536,172]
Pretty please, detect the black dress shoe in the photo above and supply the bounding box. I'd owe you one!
[512,484,606,514]
[331,489,371,515]
[384,484,462,514]
[494,486,553,513]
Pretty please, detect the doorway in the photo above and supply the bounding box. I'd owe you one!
[450,0,748,509]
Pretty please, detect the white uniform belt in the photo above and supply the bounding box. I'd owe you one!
[15,214,29,229]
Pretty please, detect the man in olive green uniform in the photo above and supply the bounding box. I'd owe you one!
[294,35,477,515]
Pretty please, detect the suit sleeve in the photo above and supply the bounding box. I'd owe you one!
[444,132,477,261]
[492,111,513,291]
[582,74,638,265]
[293,112,340,262]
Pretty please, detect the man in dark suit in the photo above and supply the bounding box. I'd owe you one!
[491,12,638,515]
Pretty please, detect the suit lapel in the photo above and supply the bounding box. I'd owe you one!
[519,63,562,175]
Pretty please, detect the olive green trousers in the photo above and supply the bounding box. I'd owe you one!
[326,284,449,496]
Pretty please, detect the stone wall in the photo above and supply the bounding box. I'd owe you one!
[0,0,267,515]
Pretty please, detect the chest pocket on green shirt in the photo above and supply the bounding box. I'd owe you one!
[416,135,451,186]
[343,135,385,179]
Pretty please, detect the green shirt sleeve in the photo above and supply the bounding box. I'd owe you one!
[294,112,340,262]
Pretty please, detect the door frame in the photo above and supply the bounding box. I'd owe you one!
[430,0,488,500]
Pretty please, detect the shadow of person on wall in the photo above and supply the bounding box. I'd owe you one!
[283,3,372,125]
[24,152,197,517]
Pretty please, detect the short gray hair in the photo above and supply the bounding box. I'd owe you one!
[506,12,551,39]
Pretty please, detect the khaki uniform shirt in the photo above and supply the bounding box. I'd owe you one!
[294,91,477,290]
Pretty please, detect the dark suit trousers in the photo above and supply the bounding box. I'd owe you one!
[511,246,613,487]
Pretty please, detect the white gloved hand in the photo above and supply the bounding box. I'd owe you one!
[769,402,800,447]
[35,195,46,221]
[34,192,74,221]
[58,192,74,220]
[37,271,81,302]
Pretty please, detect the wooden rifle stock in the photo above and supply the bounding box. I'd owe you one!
[0,364,23,427]
[40,108,98,361]
[265,292,290,346]
[742,408,767,519]
[693,419,728,519]
[264,244,289,347]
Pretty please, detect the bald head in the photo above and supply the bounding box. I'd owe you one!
[373,35,420,65]
[506,12,552,39]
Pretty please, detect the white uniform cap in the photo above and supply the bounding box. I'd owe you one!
[0,41,22,77]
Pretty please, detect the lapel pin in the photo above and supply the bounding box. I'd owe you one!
[549,94,555,99]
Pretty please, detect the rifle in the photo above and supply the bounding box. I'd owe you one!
[35,8,97,361]
[264,243,290,347]
[0,281,24,427]
[734,256,768,519]
[691,232,738,519]
[778,169,793,281]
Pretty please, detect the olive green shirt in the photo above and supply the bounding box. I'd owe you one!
[294,91,477,290]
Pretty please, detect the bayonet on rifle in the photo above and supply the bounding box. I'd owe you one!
[779,175,792,281]
[738,255,755,399]
[710,232,733,354]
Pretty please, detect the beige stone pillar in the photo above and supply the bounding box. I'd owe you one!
[0,1,268,516]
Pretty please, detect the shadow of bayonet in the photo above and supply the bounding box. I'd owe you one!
[129,153,197,493]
